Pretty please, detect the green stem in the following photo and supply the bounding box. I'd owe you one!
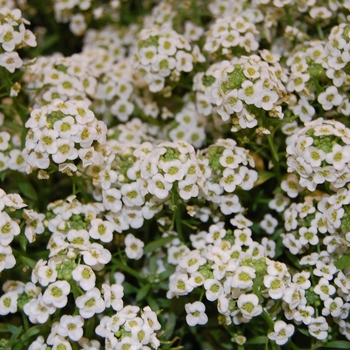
[111,258,142,280]
[262,310,274,329]
[316,23,324,40]
[21,311,29,332]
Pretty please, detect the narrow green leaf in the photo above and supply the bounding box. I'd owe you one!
[23,325,41,339]
[246,336,267,345]
[19,256,36,269]
[146,296,159,311]
[323,341,350,349]
[161,311,177,341]
[297,328,310,337]
[144,235,175,254]
[17,181,37,201]
[254,172,275,187]
[111,259,140,279]
[136,284,151,302]
[123,282,139,294]
[334,255,350,270]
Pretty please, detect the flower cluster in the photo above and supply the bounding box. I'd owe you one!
[0,128,28,173]
[204,17,260,57]
[132,27,201,93]
[25,47,139,125]
[286,118,350,191]
[0,7,36,73]
[24,99,107,173]
[2,0,350,348]
[52,0,120,36]
[96,305,161,349]
[167,220,289,326]
[85,138,257,232]
[193,53,287,129]
[0,190,26,272]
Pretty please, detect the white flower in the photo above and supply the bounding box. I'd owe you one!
[125,233,144,260]
[260,214,278,234]
[168,273,194,297]
[220,168,242,192]
[325,144,350,171]
[0,52,23,73]
[237,293,262,319]
[139,46,158,65]
[0,24,22,51]
[53,116,79,139]
[0,244,15,272]
[160,159,185,183]
[121,182,145,207]
[72,265,96,291]
[28,336,47,350]
[314,278,336,301]
[292,271,311,290]
[23,294,56,324]
[102,283,124,311]
[238,80,259,105]
[322,297,343,317]
[293,305,314,325]
[281,174,302,198]
[317,86,343,110]
[0,212,20,245]
[204,279,223,301]
[102,188,122,213]
[264,275,285,299]
[239,167,258,190]
[57,315,84,341]
[231,266,256,289]
[268,320,295,345]
[35,259,58,286]
[313,261,337,280]
[76,287,105,319]
[299,226,319,246]
[0,291,18,315]
[43,280,70,308]
[52,139,78,164]
[178,250,206,273]
[178,179,199,200]
[185,301,208,326]
[110,99,134,122]
[308,316,328,340]
[89,218,114,243]
[147,173,172,199]
[158,36,177,55]
[175,50,193,72]
[219,149,242,169]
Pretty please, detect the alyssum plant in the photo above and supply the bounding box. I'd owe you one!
[1,0,350,349]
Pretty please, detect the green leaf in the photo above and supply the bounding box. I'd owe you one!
[254,172,275,187]
[22,326,41,339]
[111,259,141,279]
[246,336,267,345]
[136,284,151,302]
[334,255,350,270]
[322,341,350,349]
[144,235,175,254]
[17,181,37,201]
[146,296,159,311]
[13,326,42,350]
[19,256,36,269]
[161,311,177,341]
[123,282,139,294]
[297,328,310,337]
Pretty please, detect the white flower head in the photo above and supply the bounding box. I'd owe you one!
[185,301,208,326]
